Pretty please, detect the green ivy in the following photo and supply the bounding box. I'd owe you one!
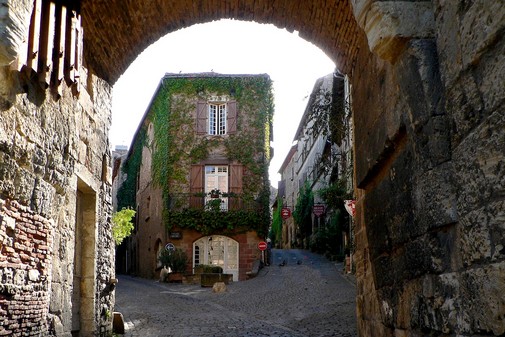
[293,181,314,239]
[120,75,274,237]
[269,198,283,245]
[317,178,352,210]
[116,128,146,210]
[167,208,268,237]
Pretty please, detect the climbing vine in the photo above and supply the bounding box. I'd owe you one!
[116,128,146,210]
[269,198,283,246]
[119,75,274,237]
[293,181,314,240]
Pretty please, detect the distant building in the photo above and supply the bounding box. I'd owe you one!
[113,73,274,281]
[276,71,354,256]
[275,144,298,248]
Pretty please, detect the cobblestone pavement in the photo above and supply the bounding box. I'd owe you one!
[114,249,357,337]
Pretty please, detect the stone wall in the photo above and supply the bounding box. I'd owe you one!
[1,0,504,336]
[0,40,115,337]
[351,1,505,336]
[0,198,53,336]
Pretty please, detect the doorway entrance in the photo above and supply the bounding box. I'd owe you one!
[193,235,239,281]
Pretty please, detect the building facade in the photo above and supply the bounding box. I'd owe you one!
[0,3,115,336]
[115,73,274,281]
[277,72,354,258]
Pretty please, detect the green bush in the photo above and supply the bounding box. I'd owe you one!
[158,248,188,273]
[111,208,136,245]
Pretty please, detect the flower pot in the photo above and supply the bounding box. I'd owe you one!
[168,272,183,283]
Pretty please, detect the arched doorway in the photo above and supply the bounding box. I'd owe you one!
[193,235,239,281]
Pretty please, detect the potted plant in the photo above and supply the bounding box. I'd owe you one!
[209,189,221,198]
[158,248,188,282]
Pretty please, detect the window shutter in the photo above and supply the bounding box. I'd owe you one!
[227,101,237,134]
[229,164,243,210]
[196,102,207,135]
[190,165,204,208]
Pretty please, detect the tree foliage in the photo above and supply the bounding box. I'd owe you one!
[293,181,314,238]
[269,198,283,246]
[111,208,136,245]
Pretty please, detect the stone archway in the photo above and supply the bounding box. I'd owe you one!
[1,1,504,336]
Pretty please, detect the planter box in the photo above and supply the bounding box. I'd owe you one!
[200,273,233,287]
[167,272,184,283]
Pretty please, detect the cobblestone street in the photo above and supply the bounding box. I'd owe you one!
[114,249,357,337]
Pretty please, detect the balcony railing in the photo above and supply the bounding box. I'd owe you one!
[167,192,261,212]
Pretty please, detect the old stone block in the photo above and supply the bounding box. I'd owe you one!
[0,0,31,66]
[413,162,458,230]
[461,263,505,335]
[28,269,39,282]
[212,281,227,293]
[453,110,505,216]
[30,178,55,217]
[459,1,505,72]
[361,1,435,62]
[435,0,505,87]
[3,214,15,230]
[459,200,505,268]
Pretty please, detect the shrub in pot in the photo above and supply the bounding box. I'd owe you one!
[158,248,188,274]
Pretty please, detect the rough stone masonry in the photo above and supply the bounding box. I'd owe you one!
[0,0,504,336]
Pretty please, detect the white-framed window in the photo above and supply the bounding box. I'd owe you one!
[209,103,227,135]
[205,165,228,210]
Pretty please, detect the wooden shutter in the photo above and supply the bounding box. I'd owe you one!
[229,164,243,210]
[189,165,204,208]
[196,102,207,135]
[227,101,237,134]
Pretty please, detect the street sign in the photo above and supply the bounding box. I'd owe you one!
[313,204,325,217]
[258,241,267,251]
[165,243,175,252]
[281,207,291,219]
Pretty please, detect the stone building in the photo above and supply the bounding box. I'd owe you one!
[115,73,273,281]
[0,2,115,336]
[1,1,504,336]
[276,72,354,254]
[275,144,298,249]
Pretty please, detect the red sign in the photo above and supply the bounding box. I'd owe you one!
[258,241,267,251]
[313,204,325,217]
[281,207,291,219]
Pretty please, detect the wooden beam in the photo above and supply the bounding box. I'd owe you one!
[38,0,56,89]
[65,9,77,82]
[54,4,67,97]
[26,0,42,73]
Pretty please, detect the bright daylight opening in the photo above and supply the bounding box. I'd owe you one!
[110,19,335,187]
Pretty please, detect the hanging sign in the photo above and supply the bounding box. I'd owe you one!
[313,204,325,217]
[281,207,291,219]
[344,200,356,217]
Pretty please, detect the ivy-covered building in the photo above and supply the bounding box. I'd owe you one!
[115,73,274,281]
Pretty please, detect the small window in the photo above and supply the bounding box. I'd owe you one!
[209,103,227,135]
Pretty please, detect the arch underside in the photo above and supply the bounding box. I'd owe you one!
[81,0,364,83]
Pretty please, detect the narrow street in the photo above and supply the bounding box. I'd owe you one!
[114,249,357,337]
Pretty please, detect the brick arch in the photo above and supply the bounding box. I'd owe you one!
[81,0,366,83]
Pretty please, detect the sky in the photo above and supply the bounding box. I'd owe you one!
[110,19,335,188]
